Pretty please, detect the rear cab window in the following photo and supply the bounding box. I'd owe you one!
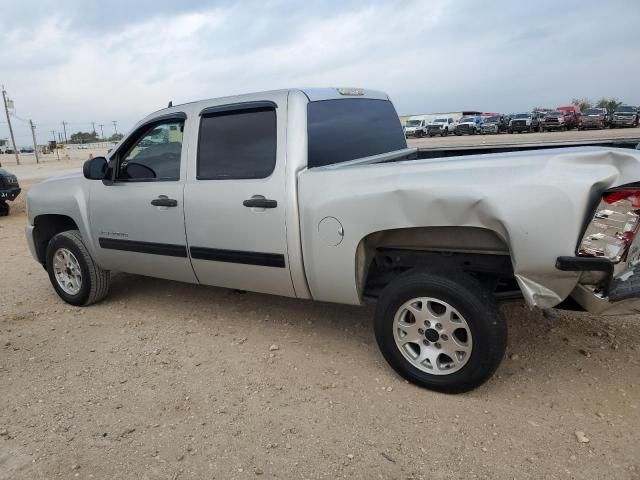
[307,98,406,168]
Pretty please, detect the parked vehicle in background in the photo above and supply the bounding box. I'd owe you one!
[427,117,456,137]
[541,110,574,131]
[481,113,509,133]
[0,167,21,216]
[454,116,482,135]
[508,112,541,133]
[19,146,34,153]
[556,106,581,129]
[479,115,501,134]
[580,107,610,129]
[610,105,639,128]
[404,117,428,138]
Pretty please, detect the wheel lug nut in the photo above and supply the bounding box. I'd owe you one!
[423,340,429,346]
[441,334,448,341]
[435,342,441,349]
[418,328,424,335]
[424,320,430,327]
[435,323,442,330]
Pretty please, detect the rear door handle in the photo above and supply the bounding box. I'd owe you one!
[243,196,277,209]
[151,196,178,207]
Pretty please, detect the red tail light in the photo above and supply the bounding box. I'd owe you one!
[602,189,640,206]
[578,189,640,261]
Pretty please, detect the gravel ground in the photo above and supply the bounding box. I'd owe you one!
[1,131,640,479]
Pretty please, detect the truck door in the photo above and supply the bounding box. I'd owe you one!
[183,97,295,297]
[89,114,197,284]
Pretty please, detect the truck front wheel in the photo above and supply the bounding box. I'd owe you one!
[374,269,507,393]
[46,230,111,306]
[0,202,9,216]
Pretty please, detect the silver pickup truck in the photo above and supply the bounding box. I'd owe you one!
[25,88,640,393]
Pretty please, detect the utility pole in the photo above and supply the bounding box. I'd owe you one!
[1,85,20,165]
[29,120,39,164]
[61,121,68,144]
[112,120,118,135]
[91,121,96,136]
[58,132,63,143]
[51,130,60,160]
[99,124,104,139]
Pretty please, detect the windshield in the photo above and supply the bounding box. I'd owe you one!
[547,111,563,116]
[433,119,447,123]
[406,120,421,126]
[459,117,476,123]
[513,113,530,119]
[584,108,604,115]
[482,116,499,123]
[617,106,636,113]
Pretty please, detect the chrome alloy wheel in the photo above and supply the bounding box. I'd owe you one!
[393,297,473,375]
[53,248,83,295]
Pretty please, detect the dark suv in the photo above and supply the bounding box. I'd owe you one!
[0,166,21,216]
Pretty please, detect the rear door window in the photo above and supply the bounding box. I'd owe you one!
[197,108,277,180]
[307,99,406,168]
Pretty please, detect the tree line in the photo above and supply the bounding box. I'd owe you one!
[68,131,124,144]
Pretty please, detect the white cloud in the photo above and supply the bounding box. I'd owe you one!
[1,0,639,145]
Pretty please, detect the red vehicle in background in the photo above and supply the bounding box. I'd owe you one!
[541,106,581,131]
[556,106,581,129]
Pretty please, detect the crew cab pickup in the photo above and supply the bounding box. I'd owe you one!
[25,87,640,393]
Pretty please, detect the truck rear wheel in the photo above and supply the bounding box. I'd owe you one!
[374,269,507,393]
[0,202,9,216]
[46,230,111,306]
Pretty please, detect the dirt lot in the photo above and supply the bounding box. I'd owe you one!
[1,132,640,479]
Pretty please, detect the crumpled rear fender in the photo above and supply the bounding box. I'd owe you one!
[298,147,640,307]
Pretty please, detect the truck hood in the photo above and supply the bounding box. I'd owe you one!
[298,146,640,307]
[41,170,84,183]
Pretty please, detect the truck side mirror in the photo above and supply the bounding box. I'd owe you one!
[83,156,108,180]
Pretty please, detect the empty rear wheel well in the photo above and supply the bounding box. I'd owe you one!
[33,215,79,265]
[357,227,521,301]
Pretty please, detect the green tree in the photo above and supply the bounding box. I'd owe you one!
[108,133,124,142]
[596,97,622,113]
[69,131,100,144]
[571,97,592,112]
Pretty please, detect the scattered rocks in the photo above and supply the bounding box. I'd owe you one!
[269,344,280,351]
[575,431,590,443]
[579,349,591,358]
[381,452,395,463]
[510,354,519,361]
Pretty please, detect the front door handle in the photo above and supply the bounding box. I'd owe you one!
[151,196,178,207]
[243,196,277,209]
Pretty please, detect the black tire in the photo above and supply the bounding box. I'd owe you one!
[0,202,9,216]
[374,269,507,393]
[46,230,110,306]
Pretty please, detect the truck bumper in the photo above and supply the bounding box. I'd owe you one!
[611,120,636,127]
[0,187,21,202]
[25,224,39,263]
[560,235,640,315]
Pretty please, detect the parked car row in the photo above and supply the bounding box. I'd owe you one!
[404,104,640,138]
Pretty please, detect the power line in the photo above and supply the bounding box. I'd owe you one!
[112,120,118,135]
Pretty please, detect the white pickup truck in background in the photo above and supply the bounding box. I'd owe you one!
[25,87,640,393]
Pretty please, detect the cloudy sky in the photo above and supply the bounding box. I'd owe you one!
[1,0,639,145]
